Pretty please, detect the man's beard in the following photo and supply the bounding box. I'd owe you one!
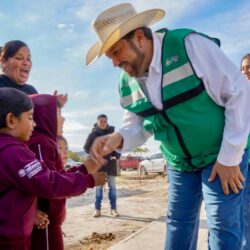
[122,39,145,77]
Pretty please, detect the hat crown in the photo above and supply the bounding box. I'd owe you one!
[86,3,165,67]
[92,3,136,44]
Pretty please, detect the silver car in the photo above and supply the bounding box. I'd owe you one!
[139,152,166,175]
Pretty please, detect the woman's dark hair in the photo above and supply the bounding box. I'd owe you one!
[0,40,28,61]
[241,53,250,66]
[123,26,153,40]
[0,87,33,128]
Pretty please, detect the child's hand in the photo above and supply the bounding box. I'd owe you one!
[53,90,68,108]
[83,155,106,174]
[92,172,107,186]
[34,210,50,229]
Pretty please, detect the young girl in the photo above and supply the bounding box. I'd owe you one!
[0,88,106,250]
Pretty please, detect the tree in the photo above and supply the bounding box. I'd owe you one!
[68,151,80,162]
[131,146,149,155]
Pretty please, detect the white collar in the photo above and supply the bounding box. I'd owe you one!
[137,32,163,81]
[150,32,164,74]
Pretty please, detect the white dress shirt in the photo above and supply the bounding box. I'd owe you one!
[118,32,250,166]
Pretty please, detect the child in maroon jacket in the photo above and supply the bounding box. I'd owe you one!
[27,94,107,250]
[0,88,106,250]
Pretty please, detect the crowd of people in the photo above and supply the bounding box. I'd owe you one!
[0,2,250,250]
[0,41,107,250]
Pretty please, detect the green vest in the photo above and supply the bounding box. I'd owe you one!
[119,28,225,172]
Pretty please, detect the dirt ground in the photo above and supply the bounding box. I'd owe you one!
[63,171,168,250]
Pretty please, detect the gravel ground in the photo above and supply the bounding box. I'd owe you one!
[63,171,168,250]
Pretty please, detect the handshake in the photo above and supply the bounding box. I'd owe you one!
[82,155,107,187]
[83,132,123,187]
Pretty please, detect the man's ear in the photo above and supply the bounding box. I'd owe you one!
[5,113,17,129]
[134,29,145,48]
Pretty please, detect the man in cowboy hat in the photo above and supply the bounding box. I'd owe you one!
[86,3,250,249]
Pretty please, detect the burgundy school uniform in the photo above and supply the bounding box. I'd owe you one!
[27,94,89,250]
[28,94,67,227]
[0,133,94,250]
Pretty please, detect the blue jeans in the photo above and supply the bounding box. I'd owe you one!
[243,166,250,249]
[95,175,117,210]
[165,150,249,250]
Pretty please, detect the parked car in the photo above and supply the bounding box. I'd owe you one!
[118,155,144,171]
[139,152,166,175]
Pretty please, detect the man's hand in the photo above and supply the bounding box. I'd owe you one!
[208,161,245,195]
[91,132,123,165]
[83,155,106,173]
[53,90,68,107]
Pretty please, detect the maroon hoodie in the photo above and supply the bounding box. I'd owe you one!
[0,133,94,243]
[27,94,90,225]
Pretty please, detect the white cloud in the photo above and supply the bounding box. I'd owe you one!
[192,2,250,62]
[24,14,42,22]
[144,137,161,154]
[66,132,86,151]
[72,90,89,98]
[63,45,86,62]
[58,23,67,29]
[57,23,75,32]
[64,104,121,119]
[74,4,98,21]
[63,119,90,133]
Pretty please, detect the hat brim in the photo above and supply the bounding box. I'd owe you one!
[85,8,165,67]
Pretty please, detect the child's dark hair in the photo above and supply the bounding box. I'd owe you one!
[57,135,68,145]
[0,88,33,128]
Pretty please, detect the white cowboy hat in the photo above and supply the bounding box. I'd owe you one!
[85,3,165,67]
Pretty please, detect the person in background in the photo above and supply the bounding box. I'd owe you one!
[58,135,69,167]
[0,87,106,250]
[84,114,121,217]
[27,94,106,250]
[241,54,250,81]
[241,53,250,250]
[86,3,250,249]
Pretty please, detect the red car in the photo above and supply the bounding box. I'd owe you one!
[118,156,144,171]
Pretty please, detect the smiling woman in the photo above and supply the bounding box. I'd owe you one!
[0,40,38,94]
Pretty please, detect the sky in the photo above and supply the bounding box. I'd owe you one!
[0,0,249,153]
